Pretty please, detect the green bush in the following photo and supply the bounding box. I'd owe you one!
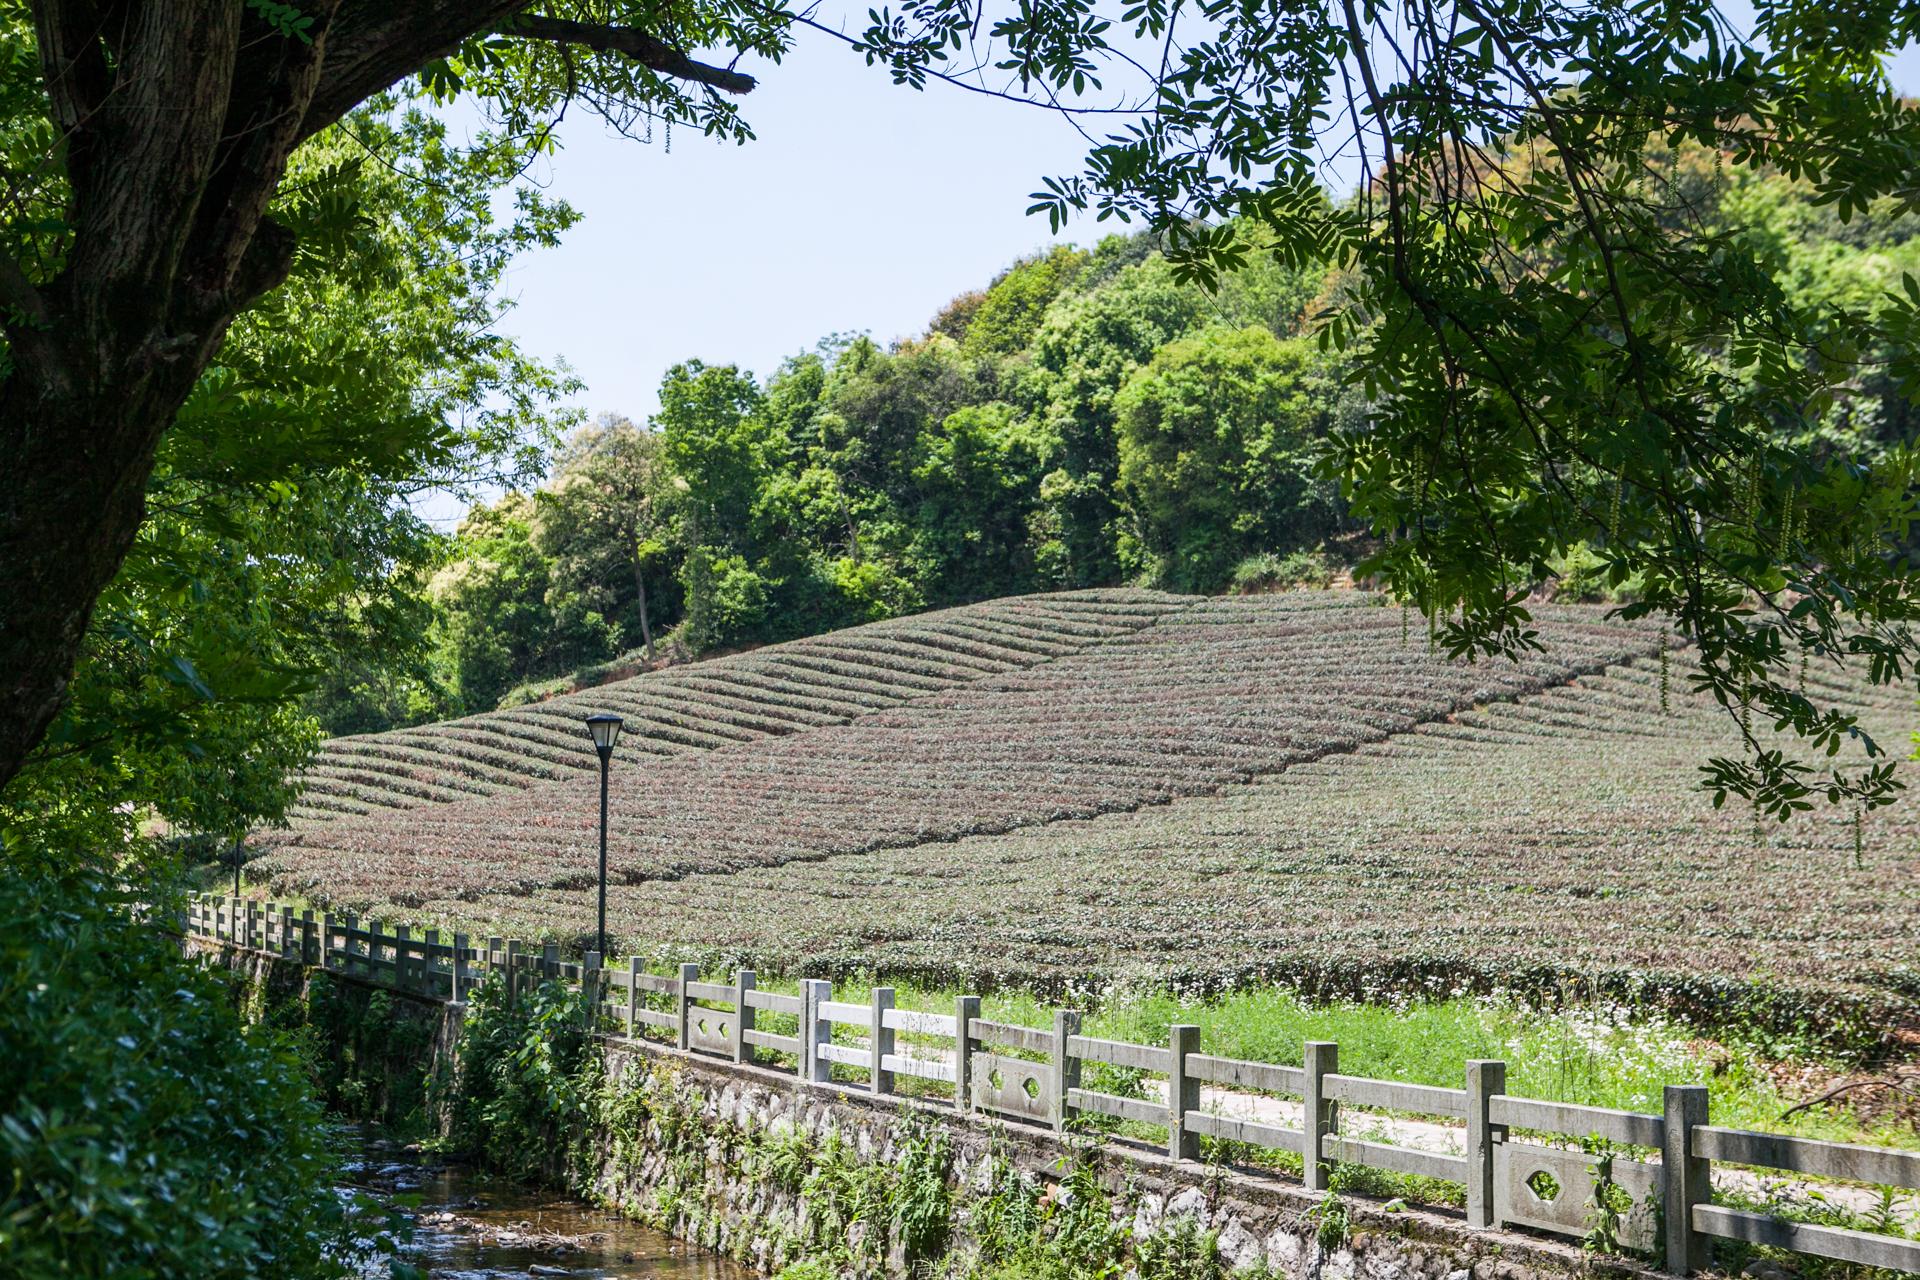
[444,972,597,1183]
[1229,547,1337,593]
[0,865,352,1278]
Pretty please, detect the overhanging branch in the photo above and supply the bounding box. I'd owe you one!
[508,16,757,94]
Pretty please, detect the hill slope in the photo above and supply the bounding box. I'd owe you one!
[259,588,1918,1041]
[283,589,1187,826]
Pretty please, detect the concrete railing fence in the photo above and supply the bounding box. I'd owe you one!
[186,893,1920,1277]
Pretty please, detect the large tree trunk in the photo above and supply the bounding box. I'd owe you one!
[0,339,222,787]
[0,1,753,791]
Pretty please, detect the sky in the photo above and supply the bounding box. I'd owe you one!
[417,15,1920,528]
[419,35,1095,527]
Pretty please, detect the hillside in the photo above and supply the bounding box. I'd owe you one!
[259,588,1920,1043]
[283,589,1187,826]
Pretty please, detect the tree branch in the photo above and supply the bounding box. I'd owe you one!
[508,15,757,94]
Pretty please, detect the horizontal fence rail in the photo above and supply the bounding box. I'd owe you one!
[184,892,1920,1277]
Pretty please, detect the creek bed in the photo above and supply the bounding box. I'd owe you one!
[344,1131,751,1279]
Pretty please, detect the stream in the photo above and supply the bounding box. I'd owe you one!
[343,1131,754,1280]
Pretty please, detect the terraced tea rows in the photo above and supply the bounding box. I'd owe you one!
[281,589,1185,826]
[262,588,1920,1035]
[261,592,1665,910]
[380,650,1916,1042]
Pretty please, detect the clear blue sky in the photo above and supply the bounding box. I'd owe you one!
[418,18,1920,527]
[483,37,1093,426]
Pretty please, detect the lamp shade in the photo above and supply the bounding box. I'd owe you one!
[584,712,624,756]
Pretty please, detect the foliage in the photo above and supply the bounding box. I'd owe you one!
[0,99,574,854]
[1229,548,1336,594]
[294,976,438,1132]
[0,864,351,1278]
[962,246,1090,357]
[852,0,1920,816]
[445,972,598,1183]
[1114,325,1337,590]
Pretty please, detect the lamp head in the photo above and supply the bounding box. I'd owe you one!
[584,712,623,760]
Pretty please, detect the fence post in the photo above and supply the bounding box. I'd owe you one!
[369,919,387,980]
[954,996,979,1114]
[1466,1059,1505,1229]
[541,941,559,984]
[1303,1040,1338,1192]
[451,932,469,1003]
[280,905,295,959]
[244,898,258,949]
[1664,1085,1711,1274]
[675,962,699,1051]
[505,939,522,1005]
[301,910,316,965]
[800,979,832,1084]
[485,936,502,981]
[397,925,415,991]
[735,969,756,1065]
[1169,1024,1201,1161]
[1051,1009,1081,1133]
[626,957,642,1038]
[424,928,441,994]
[871,987,895,1095]
[583,952,602,1030]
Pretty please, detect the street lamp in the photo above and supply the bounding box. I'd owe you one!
[584,713,623,959]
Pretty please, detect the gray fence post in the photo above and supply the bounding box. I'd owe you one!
[583,952,602,1029]
[1169,1024,1201,1161]
[395,925,413,991]
[540,941,559,983]
[319,913,333,970]
[1664,1085,1711,1274]
[505,939,522,1005]
[1466,1059,1505,1229]
[954,995,979,1113]
[800,979,832,1084]
[450,932,469,1003]
[1303,1040,1338,1191]
[871,987,895,1095]
[736,969,756,1065]
[280,905,295,959]
[626,957,642,1038]
[1051,1009,1081,1132]
[676,962,699,1051]
[486,936,502,981]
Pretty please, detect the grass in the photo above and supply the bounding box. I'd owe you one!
[754,975,1918,1151]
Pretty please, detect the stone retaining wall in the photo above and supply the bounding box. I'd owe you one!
[587,1039,1657,1280]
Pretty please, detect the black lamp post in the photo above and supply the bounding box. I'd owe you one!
[584,713,623,958]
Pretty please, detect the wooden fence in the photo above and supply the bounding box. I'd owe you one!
[186,894,1920,1277]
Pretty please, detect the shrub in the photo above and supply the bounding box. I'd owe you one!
[444,972,597,1183]
[0,864,351,1278]
[1229,547,1336,593]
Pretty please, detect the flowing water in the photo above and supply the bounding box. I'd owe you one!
[344,1132,754,1279]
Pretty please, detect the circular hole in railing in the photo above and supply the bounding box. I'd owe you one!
[988,1069,1005,1091]
[1525,1169,1562,1203]
[1022,1075,1041,1099]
